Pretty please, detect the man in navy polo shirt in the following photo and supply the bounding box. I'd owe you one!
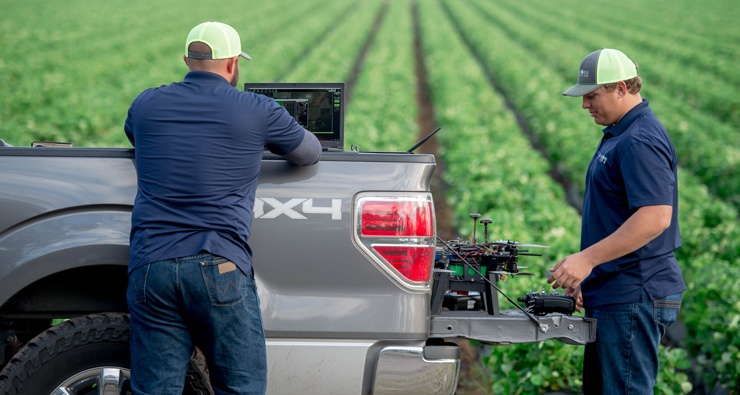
[549,48,685,394]
[124,21,321,394]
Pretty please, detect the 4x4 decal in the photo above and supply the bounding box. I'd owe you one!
[254,198,342,220]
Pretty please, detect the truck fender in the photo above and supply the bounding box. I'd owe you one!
[0,207,131,309]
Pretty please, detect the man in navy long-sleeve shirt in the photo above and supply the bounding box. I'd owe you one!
[124,21,321,394]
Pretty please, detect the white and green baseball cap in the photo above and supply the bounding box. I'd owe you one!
[185,21,251,61]
[562,48,637,97]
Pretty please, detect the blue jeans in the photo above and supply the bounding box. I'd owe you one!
[127,253,266,395]
[583,290,682,395]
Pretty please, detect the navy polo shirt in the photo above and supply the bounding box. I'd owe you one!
[580,99,685,309]
[124,71,307,275]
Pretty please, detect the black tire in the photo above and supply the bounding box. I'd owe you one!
[0,312,212,395]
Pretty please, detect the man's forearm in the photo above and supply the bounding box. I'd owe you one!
[548,204,673,291]
[581,204,672,267]
[282,129,322,166]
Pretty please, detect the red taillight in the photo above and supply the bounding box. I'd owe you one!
[361,200,433,237]
[372,245,434,282]
[357,197,435,286]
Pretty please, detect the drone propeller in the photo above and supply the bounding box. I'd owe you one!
[488,240,550,249]
[491,271,535,276]
[516,243,550,249]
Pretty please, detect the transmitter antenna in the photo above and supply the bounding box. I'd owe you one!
[407,127,441,153]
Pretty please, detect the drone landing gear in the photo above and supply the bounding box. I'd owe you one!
[431,268,500,315]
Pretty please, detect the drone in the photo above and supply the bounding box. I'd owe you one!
[431,213,575,317]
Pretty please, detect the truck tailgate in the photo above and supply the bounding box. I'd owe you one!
[431,309,595,345]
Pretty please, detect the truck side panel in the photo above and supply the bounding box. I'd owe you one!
[252,159,436,339]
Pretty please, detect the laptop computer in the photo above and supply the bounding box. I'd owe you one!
[244,82,345,151]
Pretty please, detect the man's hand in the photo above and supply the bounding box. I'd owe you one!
[547,252,595,293]
[565,286,584,313]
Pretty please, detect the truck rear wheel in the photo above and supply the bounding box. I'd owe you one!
[0,313,212,395]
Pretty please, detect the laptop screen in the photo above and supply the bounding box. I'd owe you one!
[244,82,345,151]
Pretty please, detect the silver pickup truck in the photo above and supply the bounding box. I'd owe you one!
[0,146,594,395]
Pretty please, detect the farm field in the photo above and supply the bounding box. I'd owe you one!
[2,0,738,394]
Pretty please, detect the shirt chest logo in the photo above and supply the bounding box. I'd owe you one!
[596,151,608,165]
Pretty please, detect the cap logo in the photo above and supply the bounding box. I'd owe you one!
[579,69,589,78]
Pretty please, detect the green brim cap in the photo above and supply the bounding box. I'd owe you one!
[185,21,251,60]
[563,48,637,97]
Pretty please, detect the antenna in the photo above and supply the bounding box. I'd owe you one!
[469,213,480,243]
[407,127,441,154]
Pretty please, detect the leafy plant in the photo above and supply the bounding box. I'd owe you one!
[655,346,693,395]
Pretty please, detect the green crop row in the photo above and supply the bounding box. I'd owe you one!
[280,1,382,83]
[341,0,419,152]
[241,1,358,82]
